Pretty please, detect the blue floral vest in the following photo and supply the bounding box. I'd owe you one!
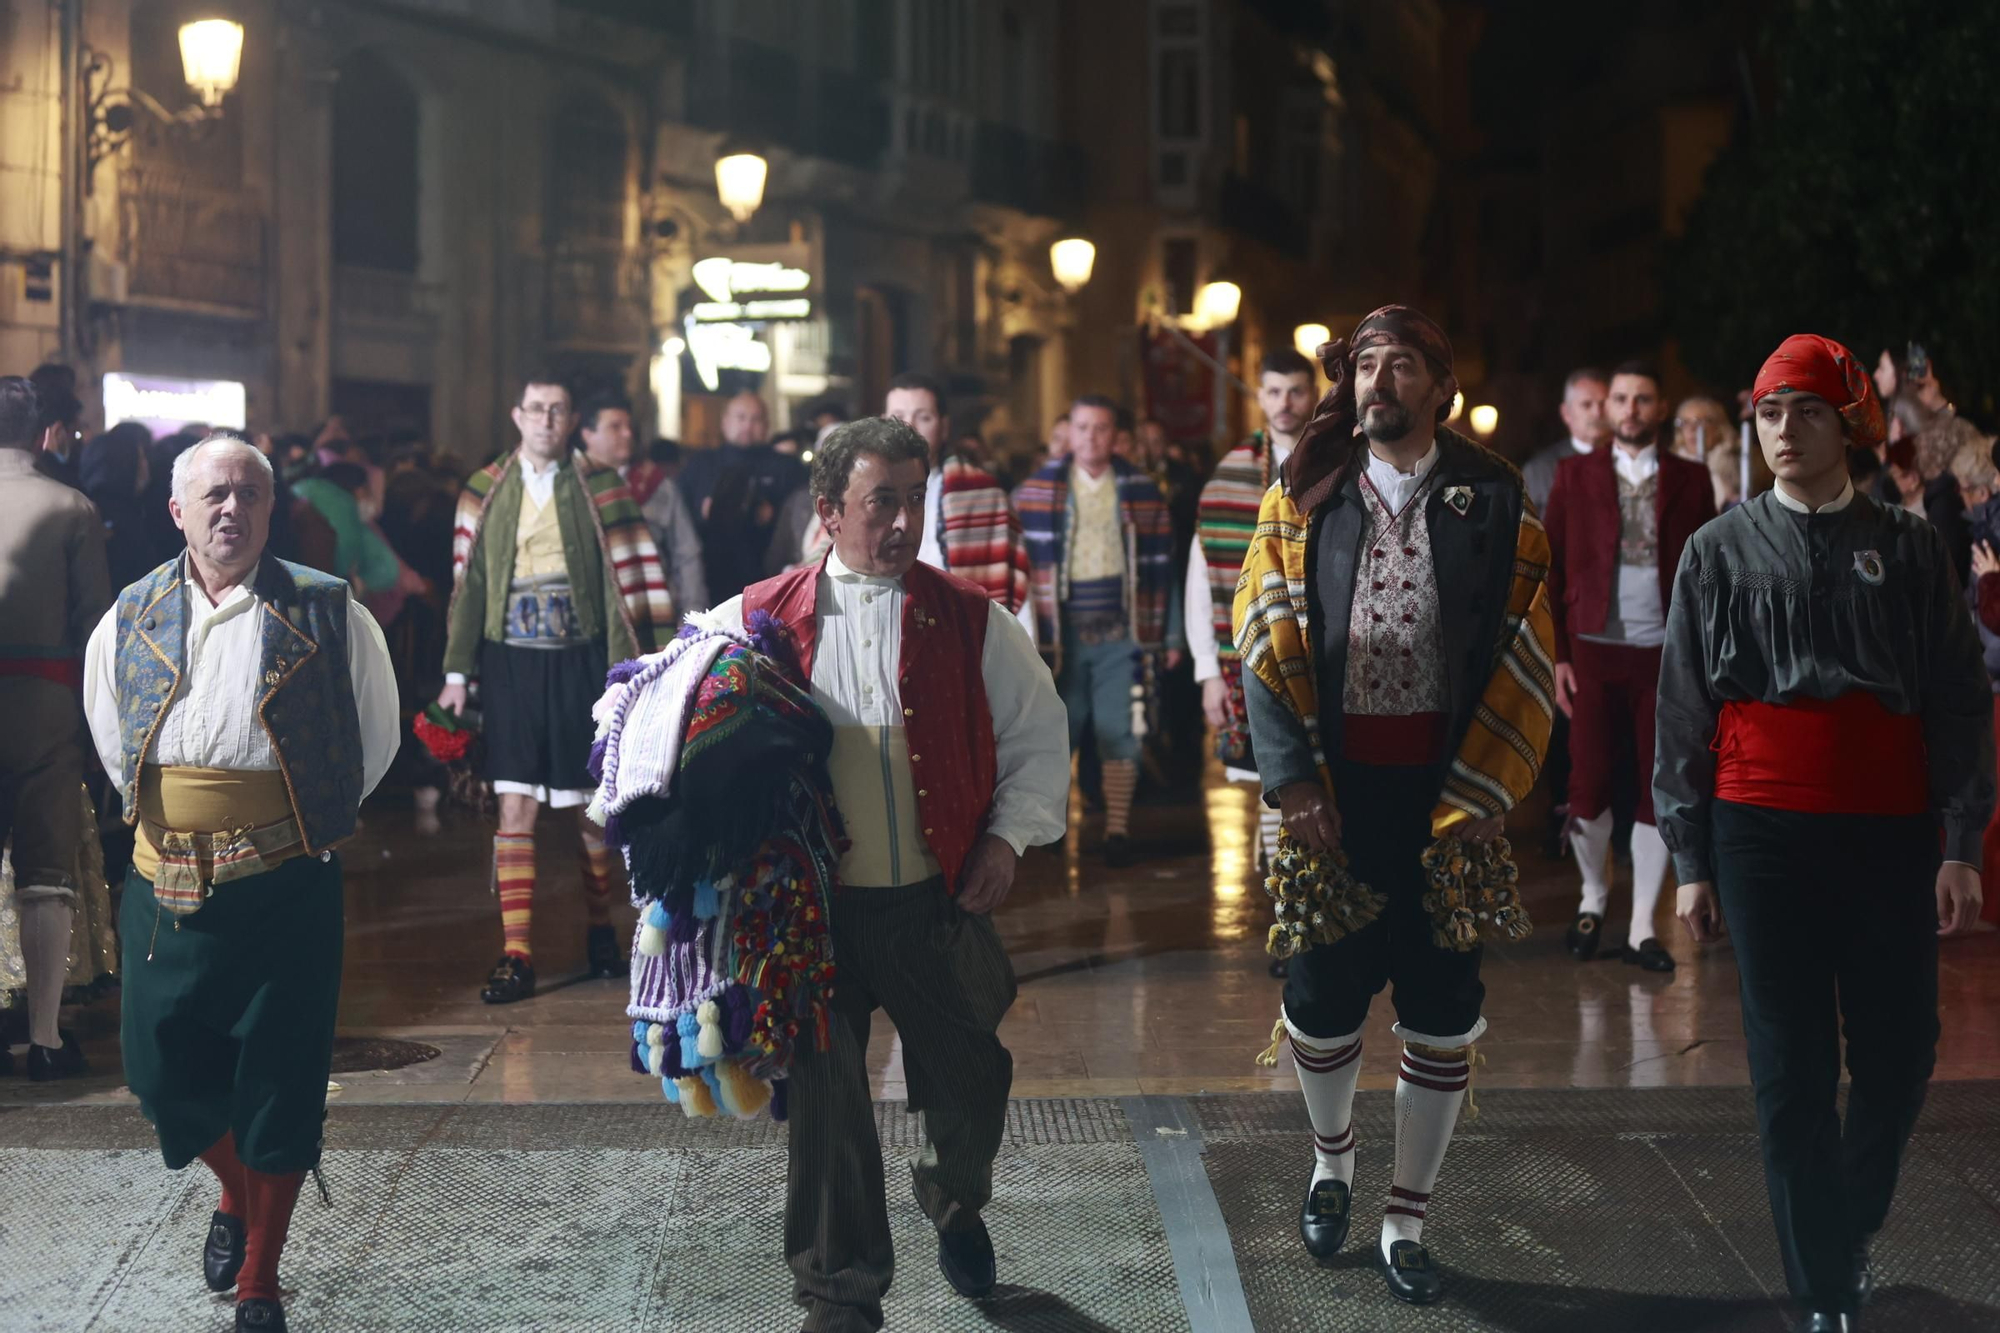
[114,557,364,853]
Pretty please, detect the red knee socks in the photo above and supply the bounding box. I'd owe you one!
[198,1131,247,1218]
[237,1167,306,1303]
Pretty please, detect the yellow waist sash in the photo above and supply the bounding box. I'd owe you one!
[132,765,301,888]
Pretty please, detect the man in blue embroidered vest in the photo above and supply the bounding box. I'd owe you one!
[84,434,399,1333]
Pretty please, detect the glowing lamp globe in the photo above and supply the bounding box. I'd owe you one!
[179,19,244,109]
[715,151,769,224]
[1050,238,1096,293]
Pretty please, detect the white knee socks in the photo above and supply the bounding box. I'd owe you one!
[1570,809,1613,916]
[19,892,74,1049]
[1285,1011,1363,1188]
[1381,1043,1469,1260]
[1628,822,1670,949]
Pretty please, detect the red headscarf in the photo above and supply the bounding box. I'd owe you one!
[1751,334,1886,451]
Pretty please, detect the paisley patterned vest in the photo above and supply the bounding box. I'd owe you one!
[114,557,364,854]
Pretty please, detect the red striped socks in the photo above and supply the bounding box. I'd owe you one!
[495,833,536,960]
[1382,1042,1471,1259]
[576,820,616,927]
[1286,1013,1363,1188]
[1102,759,1138,839]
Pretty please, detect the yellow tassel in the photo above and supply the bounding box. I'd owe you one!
[1253,1015,1287,1069]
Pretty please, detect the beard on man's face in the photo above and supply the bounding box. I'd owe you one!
[1360,394,1415,443]
[1614,419,1656,445]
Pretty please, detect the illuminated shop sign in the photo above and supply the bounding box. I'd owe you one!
[103,372,247,431]
[681,250,818,390]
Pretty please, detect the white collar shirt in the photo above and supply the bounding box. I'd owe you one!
[1612,443,1660,489]
[521,454,560,509]
[1363,441,1441,514]
[1773,478,1856,514]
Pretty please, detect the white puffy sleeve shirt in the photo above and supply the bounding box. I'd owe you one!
[713,554,1069,857]
[83,567,401,800]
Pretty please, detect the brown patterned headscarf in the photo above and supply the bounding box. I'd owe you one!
[1283,304,1460,510]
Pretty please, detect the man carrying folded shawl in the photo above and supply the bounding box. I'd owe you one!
[589,610,843,1126]
[438,374,672,1004]
[1659,334,1992,1333]
[1236,304,1556,1306]
[712,416,1069,1333]
[83,434,401,1333]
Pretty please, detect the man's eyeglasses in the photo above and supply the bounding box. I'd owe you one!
[522,404,571,423]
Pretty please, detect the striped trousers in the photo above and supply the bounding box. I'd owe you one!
[786,877,1017,1333]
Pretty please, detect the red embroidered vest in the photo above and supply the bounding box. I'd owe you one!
[744,558,998,894]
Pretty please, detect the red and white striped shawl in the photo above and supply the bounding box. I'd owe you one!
[797,455,1030,612]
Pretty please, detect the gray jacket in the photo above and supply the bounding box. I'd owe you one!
[1653,489,1995,883]
[641,476,709,614]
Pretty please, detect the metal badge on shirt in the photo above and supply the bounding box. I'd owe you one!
[1852,550,1886,586]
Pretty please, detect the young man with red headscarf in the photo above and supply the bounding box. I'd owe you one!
[1657,334,1993,1333]
[1237,305,1556,1306]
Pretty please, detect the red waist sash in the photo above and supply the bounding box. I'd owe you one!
[0,657,81,689]
[1713,691,1927,816]
[1343,712,1448,767]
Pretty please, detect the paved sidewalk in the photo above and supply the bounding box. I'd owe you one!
[2,1086,1996,1332]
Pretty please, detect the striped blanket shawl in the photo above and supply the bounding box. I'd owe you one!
[1015,456,1173,661]
[1233,433,1557,948]
[1196,432,1278,762]
[452,449,673,654]
[797,455,1030,611]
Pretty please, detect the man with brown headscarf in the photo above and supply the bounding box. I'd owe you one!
[1237,306,1556,1306]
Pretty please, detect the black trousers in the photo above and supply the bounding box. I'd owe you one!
[1283,759,1485,1042]
[1714,800,1940,1315]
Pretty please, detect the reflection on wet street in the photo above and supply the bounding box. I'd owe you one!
[18,760,2000,1108]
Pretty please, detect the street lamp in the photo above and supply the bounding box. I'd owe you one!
[1469,403,1499,436]
[83,17,244,179]
[1050,237,1096,293]
[714,146,769,224]
[1194,280,1242,330]
[1293,323,1330,360]
[178,19,244,109]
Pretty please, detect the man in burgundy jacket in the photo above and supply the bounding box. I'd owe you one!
[1546,359,1715,972]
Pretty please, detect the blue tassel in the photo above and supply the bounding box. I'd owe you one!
[661,1075,680,1103]
[677,1012,703,1069]
[630,1020,649,1044]
[692,878,720,919]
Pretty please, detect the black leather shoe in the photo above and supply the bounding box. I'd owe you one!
[937,1219,997,1298]
[203,1210,245,1292]
[1796,1314,1853,1332]
[1104,835,1135,868]
[586,925,622,979]
[1624,938,1677,973]
[236,1297,288,1331]
[1298,1178,1351,1260]
[1852,1241,1874,1306]
[480,955,536,1005]
[25,1033,86,1081]
[1566,912,1604,961]
[1381,1239,1444,1305]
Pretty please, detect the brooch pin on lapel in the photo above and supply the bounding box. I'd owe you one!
[1443,485,1473,517]
[1853,550,1886,585]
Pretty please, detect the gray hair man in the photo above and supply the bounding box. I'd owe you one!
[82,430,400,1330]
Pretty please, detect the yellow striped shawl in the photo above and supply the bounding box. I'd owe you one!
[1232,484,1557,837]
